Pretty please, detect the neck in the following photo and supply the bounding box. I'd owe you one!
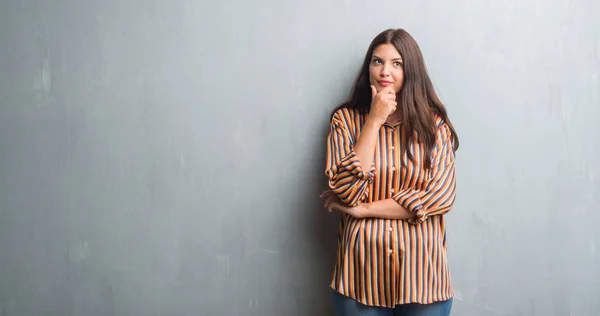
[386,112,402,124]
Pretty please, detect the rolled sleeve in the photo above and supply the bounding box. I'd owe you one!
[392,123,456,224]
[325,110,375,207]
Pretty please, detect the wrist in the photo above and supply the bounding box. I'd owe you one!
[360,202,371,218]
[365,117,384,129]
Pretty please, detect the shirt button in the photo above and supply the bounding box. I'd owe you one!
[391,188,395,193]
[391,146,395,149]
[391,166,396,171]
[388,249,393,254]
[388,227,393,232]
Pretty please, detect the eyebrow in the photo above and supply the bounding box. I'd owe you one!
[372,55,403,61]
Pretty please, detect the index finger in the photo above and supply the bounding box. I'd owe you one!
[320,190,334,198]
[378,86,395,95]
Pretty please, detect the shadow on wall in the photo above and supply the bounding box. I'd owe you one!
[285,122,340,316]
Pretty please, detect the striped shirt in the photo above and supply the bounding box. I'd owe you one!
[325,107,456,307]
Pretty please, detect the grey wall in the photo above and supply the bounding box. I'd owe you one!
[1,0,599,315]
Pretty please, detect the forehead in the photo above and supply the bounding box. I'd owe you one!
[372,43,402,59]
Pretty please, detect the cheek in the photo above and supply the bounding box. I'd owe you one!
[368,68,376,82]
[394,71,404,85]
[392,69,404,80]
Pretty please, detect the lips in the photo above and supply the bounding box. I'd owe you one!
[378,80,393,87]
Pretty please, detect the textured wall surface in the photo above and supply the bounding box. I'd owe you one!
[1,0,599,315]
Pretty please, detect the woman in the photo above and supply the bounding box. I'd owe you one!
[320,28,459,316]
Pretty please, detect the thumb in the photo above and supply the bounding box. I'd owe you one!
[370,85,377,98]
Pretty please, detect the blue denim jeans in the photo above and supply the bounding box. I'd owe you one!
[332,290,453,316]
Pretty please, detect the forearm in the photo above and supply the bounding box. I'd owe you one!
[364,199,416,220]
[353,119,381,171]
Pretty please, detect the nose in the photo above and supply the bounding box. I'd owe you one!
[380,63,391,77]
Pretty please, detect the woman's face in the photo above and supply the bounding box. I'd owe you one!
[369,43,404,94]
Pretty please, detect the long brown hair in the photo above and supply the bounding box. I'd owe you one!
[332,28,459,169]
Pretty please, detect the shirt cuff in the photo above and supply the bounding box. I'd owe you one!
[392,188,427,224]
[338,151,376,181]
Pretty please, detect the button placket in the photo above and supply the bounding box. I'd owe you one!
[391,128,395,186]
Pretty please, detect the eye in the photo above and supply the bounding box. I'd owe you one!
[372,59,382,64]
[394,61,403,67]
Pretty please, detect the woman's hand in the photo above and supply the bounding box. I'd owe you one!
[368,85,397,126]
[320,190,367,219]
